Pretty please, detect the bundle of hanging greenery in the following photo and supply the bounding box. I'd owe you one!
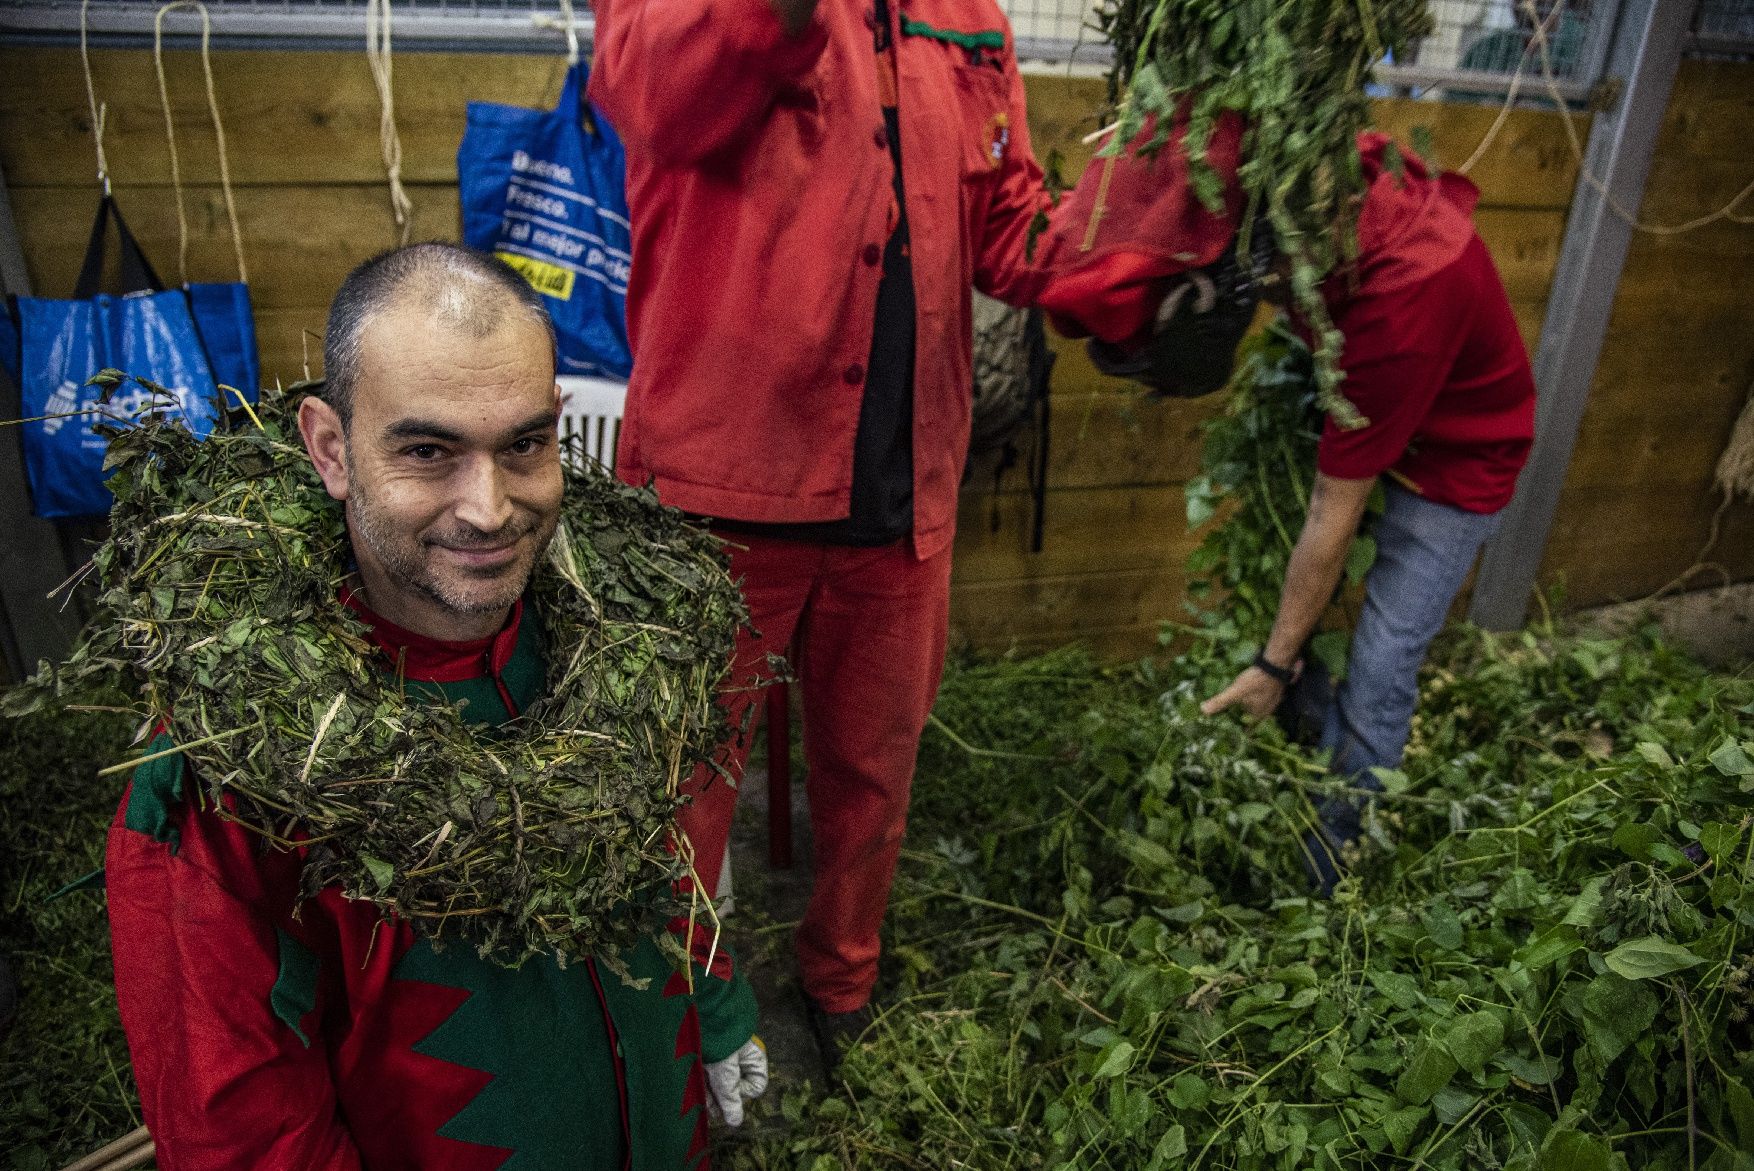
[4,372,749,968]
[1095,0,1433,425]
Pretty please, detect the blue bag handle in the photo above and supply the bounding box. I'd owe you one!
[75,195,162,299]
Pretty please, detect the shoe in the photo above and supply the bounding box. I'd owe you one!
[1304,769,1387,896]
[802,993,873,1081]
[1274,654,1332,748]
[1303,797,1360,897]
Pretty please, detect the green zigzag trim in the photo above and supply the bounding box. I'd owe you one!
[271,929,319,1048]
[900,18,1005,52]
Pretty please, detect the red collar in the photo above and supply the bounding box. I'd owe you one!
[339,583,525,684]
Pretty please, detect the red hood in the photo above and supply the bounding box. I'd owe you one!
[1037,125,1482,347]
[1034,108,1246,345]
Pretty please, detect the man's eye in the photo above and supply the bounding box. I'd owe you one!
[405,444,444,460]
[508,437,546,456]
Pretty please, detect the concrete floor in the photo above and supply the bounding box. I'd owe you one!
[718,756,826,1110]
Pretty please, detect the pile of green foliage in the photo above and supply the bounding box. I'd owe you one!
[721,342,1754,1169]
[0,696,139,1166]
[5,372,747,967]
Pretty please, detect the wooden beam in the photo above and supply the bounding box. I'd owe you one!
[0,157,78,683]
[1468,0,1697,630]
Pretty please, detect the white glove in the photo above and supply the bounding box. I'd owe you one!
[705,1036,769,1127]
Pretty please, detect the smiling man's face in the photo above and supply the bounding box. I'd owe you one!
[301,295,562,642]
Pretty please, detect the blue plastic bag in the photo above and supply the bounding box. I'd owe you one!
[459,60,633,379]
[15,196,226,518]
[187,280,261,402]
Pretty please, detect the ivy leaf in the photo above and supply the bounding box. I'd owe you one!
[1521,921,1581,973]
[1344,535,1377,585]
[1440,1012,1504,1075]
[1698,821,1743,866]
[1420,902,1463,951]
[1166,1072,1209,1110]
[1498,1051,1562,1086]
[361,854,394,892]
[1635,742,1673,768]
[1380,1105,1428,1155]
[1611,821,1662,861]
[1395,1041,1457,1105]
[1538,1128,1610,1171]
[1578,973,1659,1064]
[1726,1079,1754,1153]
[1148,1124,1188,1167]
[1310,630,1351,680]
[1602,937,1705,981]
[1094,1040,1137,1078]
[1709,740,1754,776]
[1368,968,1421,1010]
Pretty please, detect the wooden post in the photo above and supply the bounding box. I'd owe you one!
[1467,0,1695,629]
[0,157,79,683]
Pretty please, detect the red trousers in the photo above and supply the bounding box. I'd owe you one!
[683,533,952,1012]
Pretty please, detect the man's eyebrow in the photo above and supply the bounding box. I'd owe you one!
[507,411,559,439]
[382,413,556,446]
[384,418,465,444]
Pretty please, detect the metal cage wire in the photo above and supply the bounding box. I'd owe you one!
[2,1,1740,93]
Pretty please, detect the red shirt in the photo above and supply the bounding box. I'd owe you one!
[1316,140,1535,514]
[589,0,1051,558]
[1032,129,1534,513]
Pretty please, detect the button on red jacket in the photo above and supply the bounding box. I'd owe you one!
[589,0,1053,558]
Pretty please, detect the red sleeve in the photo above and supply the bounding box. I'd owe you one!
[666,913,758,1065]
[588,0,830,167]
[1316,273,1475,481]
[972,51,1056,306]
[107,783,363,1171]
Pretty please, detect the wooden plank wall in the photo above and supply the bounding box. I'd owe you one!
[1534,60,1754,608]
[0,48,1583,658]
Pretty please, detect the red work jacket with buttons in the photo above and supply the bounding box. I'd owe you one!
[589,0,1052,559]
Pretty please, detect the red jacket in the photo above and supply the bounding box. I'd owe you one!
[107,596,755,1170]
[590,0,1052,558]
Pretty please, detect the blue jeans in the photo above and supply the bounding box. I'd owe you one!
[1309,485,1503,883]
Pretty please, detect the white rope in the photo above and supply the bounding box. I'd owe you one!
[154,1,249,285]
[1714,383,1754,505]
[1460,0,1754,235]
[79,0,111,196]
[536,0,582,65]
[365,0,414,244]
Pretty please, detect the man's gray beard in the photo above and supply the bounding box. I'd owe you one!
[344,449,550,618]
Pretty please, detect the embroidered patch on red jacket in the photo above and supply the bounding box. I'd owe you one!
[983,111,1011,169]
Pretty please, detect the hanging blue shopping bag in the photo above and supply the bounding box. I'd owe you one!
[16,195,225,518]
[458,59,633,379]
[187,279,260,402]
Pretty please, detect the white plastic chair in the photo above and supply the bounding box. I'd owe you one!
[556,375,627,469]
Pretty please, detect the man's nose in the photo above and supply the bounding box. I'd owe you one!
[453,456,515,535]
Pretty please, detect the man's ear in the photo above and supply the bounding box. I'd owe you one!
[298,395,351,503]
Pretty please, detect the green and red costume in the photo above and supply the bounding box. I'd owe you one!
[106,591,756,1170]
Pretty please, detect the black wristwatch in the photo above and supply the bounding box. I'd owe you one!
[1252,651,1299,686]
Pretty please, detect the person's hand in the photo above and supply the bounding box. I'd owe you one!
[706,1036,769,1127]
[1201,666,1286,721]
